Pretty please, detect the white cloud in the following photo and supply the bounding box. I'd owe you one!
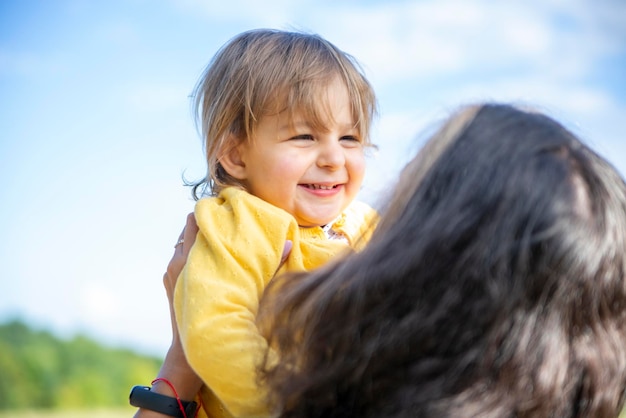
[314,0,623,89]
[79,282,120,323]
[432,76,615,116]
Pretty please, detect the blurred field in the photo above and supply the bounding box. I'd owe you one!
[0,407,135,418]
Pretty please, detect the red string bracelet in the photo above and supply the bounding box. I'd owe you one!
[151,377,188,418]
[194,397,202,418]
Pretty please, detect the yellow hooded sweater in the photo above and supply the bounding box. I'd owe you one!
[174,187,377,418]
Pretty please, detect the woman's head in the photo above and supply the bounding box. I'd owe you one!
[190,29,377,198]
[260,103,626,417]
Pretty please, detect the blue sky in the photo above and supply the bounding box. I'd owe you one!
[1,0,625,356]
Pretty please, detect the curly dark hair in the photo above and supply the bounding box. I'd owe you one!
[258,103,626,418]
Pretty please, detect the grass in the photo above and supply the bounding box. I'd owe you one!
[0,407,136,418]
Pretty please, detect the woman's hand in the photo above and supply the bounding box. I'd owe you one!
[133,213,292,417]
[134,213,202,418]
[164,213,199,342]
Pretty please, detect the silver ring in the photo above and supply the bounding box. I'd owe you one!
[174,238,184,248]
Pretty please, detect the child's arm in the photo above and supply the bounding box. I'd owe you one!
[174,192,294,417]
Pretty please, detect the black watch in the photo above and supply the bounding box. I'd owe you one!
[129,385,198,418]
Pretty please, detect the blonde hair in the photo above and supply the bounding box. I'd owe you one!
[190,29,377,198]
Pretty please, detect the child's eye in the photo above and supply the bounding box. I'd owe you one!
[290,134,314,141]
[340,135,362,146]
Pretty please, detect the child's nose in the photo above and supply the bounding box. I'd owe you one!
[316,141,345,170]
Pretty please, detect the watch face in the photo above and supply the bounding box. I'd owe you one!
[129,385,196,418]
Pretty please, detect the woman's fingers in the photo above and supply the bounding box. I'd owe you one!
[165,213,198,292]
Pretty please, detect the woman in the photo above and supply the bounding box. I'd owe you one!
[151,103,626,418]
[258,103,626,417]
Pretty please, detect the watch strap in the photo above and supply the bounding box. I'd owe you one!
[129,385,198,418]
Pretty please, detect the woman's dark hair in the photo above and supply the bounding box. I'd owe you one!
[258,103,626,417]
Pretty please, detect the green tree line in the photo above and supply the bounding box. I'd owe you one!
[0,319,162,411]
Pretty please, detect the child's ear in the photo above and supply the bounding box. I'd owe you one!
[219,142,248,180]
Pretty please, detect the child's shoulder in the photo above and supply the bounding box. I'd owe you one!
[333,201,379,246]
[195,187,296,222]
[196,187,270,208]
[343,200,378,222]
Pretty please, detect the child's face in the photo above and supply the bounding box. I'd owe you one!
[234,78,366,227]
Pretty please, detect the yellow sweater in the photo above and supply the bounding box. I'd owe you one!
[174,187,377,418]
